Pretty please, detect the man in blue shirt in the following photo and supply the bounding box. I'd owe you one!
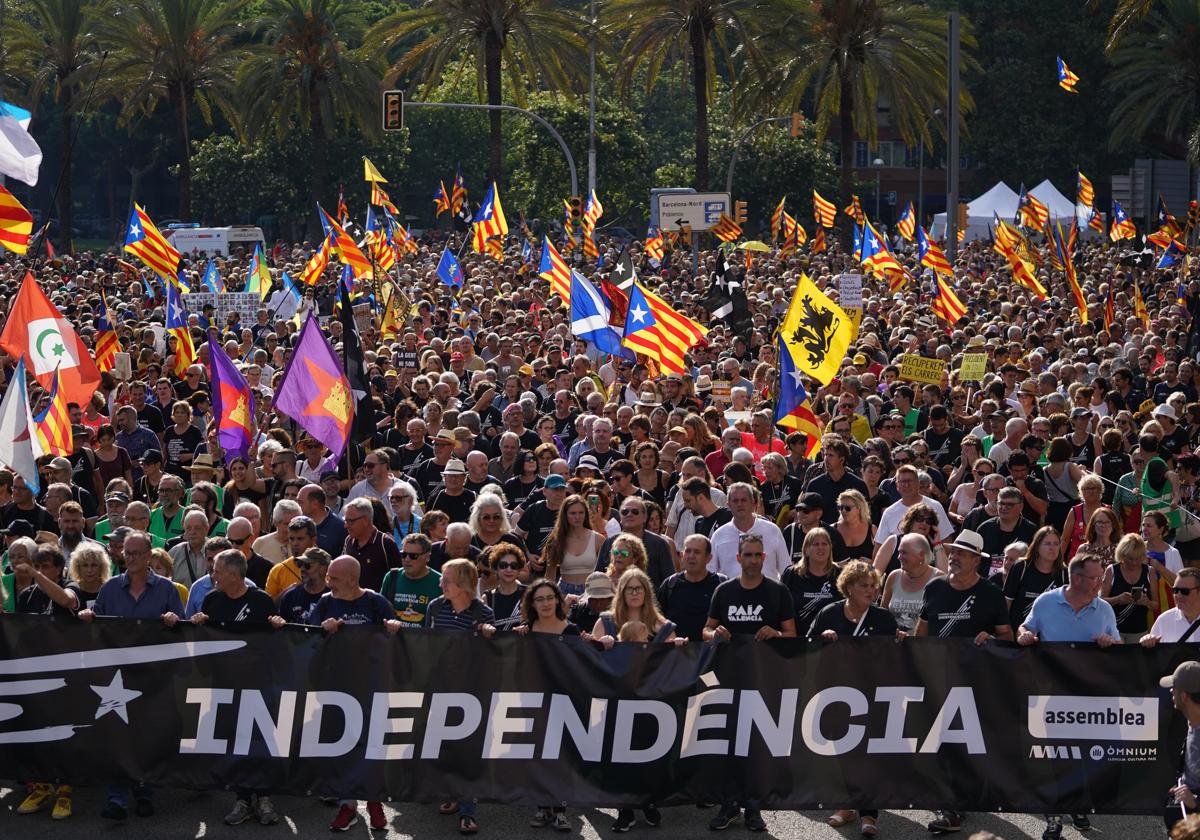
[1018,554,1119,840]
[78,530,183,821]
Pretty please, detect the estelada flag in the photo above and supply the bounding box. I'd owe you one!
[0,272,100,405]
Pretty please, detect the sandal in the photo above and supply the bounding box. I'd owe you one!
[459,815,480,834]
[439,801,459,815]
[860,815,878,836]
[828,809,857,828]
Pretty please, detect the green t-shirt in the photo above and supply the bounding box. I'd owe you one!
[380,568,442,628]
[149,507,186,542]
[2,571,13,613]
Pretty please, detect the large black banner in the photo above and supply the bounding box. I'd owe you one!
[0,614,1191,813]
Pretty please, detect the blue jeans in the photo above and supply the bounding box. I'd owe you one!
[458,801,476,818]
[107,782,151,808]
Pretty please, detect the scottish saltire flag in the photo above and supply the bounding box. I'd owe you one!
[570,270,632,359]
[281,270,303,303]
[437,246,464,288]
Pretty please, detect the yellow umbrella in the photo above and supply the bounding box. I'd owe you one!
[737,241,771,252]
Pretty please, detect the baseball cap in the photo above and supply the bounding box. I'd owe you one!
[319,470,340,483]
[49,456,72,471]
[105,491,130,504]
[544,474,567,489]
[1070,407,1092,420]
[1,520,35,538]
[796,492,825,513]
[1161,660,1200,692]
[141,449,163,464]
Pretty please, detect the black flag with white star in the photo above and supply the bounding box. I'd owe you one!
[703,248,752,334]
[610,246,637,290]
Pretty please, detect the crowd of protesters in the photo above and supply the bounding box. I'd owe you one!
[1,226,1199,840]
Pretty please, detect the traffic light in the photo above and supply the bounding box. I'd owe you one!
[568,195,582,222]
[382,90,404,132]
[790,112,803,138]
[957,202,968,230]
[734,201,748,225]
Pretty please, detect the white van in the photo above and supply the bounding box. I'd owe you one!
[165,225,265,256]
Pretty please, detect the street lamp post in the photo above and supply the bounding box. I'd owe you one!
[873,157,885,219]
[916,108,943,228]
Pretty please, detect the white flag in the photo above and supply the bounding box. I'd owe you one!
[0,357,43,492]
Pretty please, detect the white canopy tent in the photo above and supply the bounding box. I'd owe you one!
[929,179,1094,241]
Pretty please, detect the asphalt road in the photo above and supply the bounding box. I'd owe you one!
[0,784,1166,839]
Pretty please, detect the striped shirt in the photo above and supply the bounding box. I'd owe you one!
[423,596,495,632]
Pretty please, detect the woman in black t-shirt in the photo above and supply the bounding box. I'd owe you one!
[163,401,203,482]
[780,528,841,638]
[1004,526,1068,628]
[809,561,898,836]
[481,544,528,630]
[514,580,580,831]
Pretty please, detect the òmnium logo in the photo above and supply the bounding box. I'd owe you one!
[1027,695,1158,741]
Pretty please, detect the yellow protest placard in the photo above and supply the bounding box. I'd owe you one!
[899,354,945,385]
[959,353,987,382]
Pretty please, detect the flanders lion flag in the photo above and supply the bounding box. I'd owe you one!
[779,274,855,385]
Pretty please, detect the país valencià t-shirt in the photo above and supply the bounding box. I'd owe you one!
[707,576,793,636]
[313,590,395,625]
[919,576,1009,638]
[380,568,443,628]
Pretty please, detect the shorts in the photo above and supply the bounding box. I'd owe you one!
[559,581,586,597]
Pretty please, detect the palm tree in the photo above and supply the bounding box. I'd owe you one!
[366,0,588,185]
[9,0,108,250]
[1093,0,1160,52]
[607,0,766,191]
[97,0,247,220]
[1105,0,1200,156]
[237,0,382,237]
[752,0,974,210]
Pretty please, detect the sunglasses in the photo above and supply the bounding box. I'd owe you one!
[1176,586,1199,595]
[230,536,251,545]
[838,504,855,512]
[612,548,632,558]
[402,551,426,560]
[496,560,523,570]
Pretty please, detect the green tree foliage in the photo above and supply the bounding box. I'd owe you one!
[8,0,107,248]
[366,0,589,183]
[607,0,766,191]
[754,0,974,209]
[236,0,384,237]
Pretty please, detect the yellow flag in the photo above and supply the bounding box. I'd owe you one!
[363,157,387,183]
[780,274,855,385]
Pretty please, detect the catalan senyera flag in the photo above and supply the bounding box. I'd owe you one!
[1017,185,1049,230]
[813,190,837,228]
[581,189,603,259]
[895,202,916,242]
[370,182,399,215]
[300,234,333,286]
[779,213,805,256]
[1134,278,1150,328]
[931,274,967,326]
[451,167,467,215]
[484,233,504,262]
[771,197,786,242]
[539,235,571,306]
[779,273,854,385]
[1103,285,1115,332]
[860,221,908,290]
[1067,216,1079,256]
[621,281,707,374]
[379,284,402,341]
[710,213,742,243]
[644,227,664,265]
[1052,221,1087,325]
[917,225,953,277]
[1058,56,1080,93]
[433,182,451,216]
[336,185,349,225]
[774,335,822,457]
[93,291,119,372]
[321,206,373,278]
[810,227,827,254]
[0,184,32,254]
[1159,194,1182,236]
[843,194,865,226]
[165,279,194,378]
[994,216,1047,300]
[123,204,181,285]
[1111,201,1137,241]
[33,368,71,456]
[1088,206,1105,235]
[1077,171,1095,209]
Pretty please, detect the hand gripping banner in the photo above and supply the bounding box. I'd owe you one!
[0,614,1188,813]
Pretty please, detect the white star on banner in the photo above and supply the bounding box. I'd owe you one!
[90,670,141,723]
